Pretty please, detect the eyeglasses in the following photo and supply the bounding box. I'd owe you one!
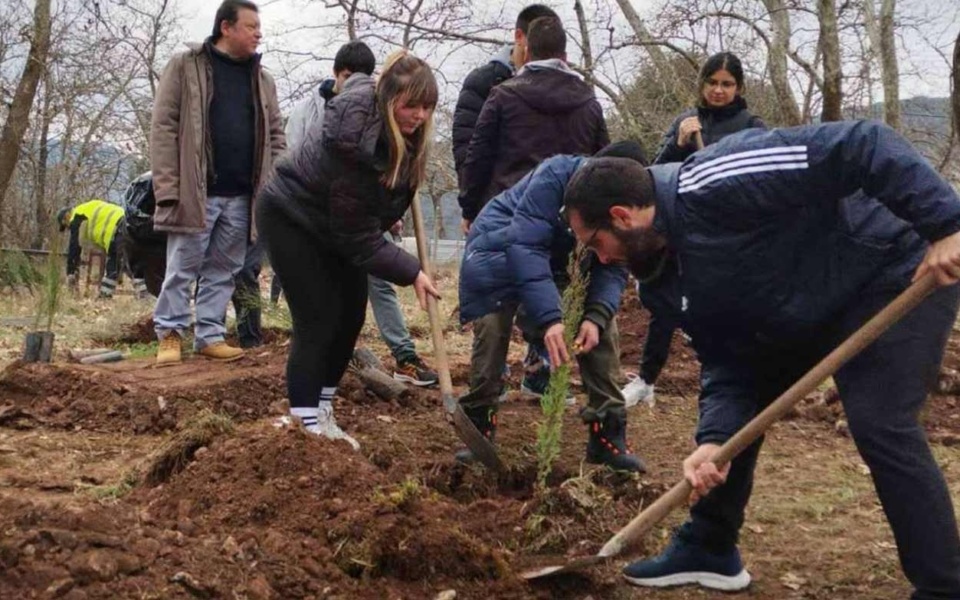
[559,205,601,250]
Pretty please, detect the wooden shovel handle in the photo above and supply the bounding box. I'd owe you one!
[600,273,939,558]
[694,131,705,151]
[408,194,455,398]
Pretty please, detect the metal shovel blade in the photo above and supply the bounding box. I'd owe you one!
[520,555,606,580]
[443,393,505,472]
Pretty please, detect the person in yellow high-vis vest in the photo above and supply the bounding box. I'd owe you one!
[57,200,145,298]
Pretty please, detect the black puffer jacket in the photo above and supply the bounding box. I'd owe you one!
[257,74,420,285]
[458,65,609,221]
[451,47,514,179]
[653,96,765,164]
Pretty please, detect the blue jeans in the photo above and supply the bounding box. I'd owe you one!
[685,284,960,600]
[367,232,416,362]
[154,195,249,348]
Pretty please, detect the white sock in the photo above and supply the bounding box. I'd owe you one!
[291,406,318,430]
[320,387,337,403]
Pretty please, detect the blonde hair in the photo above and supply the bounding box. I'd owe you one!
[376,51,438,189]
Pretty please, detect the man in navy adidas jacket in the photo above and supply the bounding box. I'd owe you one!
[562,120,960,599]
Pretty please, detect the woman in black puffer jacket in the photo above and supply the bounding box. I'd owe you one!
[653,52,765,164]
[257,52,439,449]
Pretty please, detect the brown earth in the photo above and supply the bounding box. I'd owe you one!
[1,290,959,599]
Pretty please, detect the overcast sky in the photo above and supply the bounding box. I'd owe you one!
[177,0,956,111]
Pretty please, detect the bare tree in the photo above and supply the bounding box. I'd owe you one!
[0,0,52,236]
[817,0,843,121]
[863,0,901,129]
[953,28,959,142]
[761,0,803,125]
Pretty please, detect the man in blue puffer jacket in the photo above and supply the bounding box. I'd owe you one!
[457,141,647,472]
[562,120,960,599]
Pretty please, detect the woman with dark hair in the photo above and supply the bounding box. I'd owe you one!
[257,52,440,449]
[622,52,766,408]
[653,52,765,165]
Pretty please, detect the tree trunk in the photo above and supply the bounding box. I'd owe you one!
[613,0,672,80]
[952,29,959,139]
[574,0,594,88]
[865,0,901,129]
[817,0,843,122]
[0,0,53,237]
[32,73,53,250]
[878,0,900,129]
[760,0,802,125]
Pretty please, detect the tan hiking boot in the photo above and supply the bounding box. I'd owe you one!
[198,342,245,362]
[156,332,182,366]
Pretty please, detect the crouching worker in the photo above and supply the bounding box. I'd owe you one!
[257,52,440,451]
[563,120,960,597]
[455,141,649,473]
[57,200,144,298]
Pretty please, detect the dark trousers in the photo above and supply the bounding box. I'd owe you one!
[640,311,676,383]
[459,304,626,419]
[232,240,264,348]
[684,284,960,600]
[258,204,368,409]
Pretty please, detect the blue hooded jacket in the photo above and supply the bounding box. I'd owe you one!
[646,120,960,444]
[459,155,628,331]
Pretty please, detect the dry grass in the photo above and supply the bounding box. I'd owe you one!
[139,410,235,487]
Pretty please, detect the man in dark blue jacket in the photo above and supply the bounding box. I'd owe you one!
[457,142,648,473]
[561,120,960,598]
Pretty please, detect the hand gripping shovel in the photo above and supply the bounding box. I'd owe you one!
[522,273,939,579]
[409,195,505,472]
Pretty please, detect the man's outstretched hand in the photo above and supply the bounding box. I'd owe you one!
[915,230,960,286]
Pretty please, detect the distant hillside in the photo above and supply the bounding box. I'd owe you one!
[854,97,953,170]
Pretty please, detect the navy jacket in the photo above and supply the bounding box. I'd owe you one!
[648,120,960,444]
[459,155,628,331]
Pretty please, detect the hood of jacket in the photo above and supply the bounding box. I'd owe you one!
[500,65,596,114]
[489,45,515,73]
[321,73,383,166]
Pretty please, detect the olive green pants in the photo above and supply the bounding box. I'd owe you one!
[458,304,625,420]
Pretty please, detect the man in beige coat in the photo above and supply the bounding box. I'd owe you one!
[150,0,284,365]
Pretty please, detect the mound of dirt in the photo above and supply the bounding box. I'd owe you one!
[0,360,288,434]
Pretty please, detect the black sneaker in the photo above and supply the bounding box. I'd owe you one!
[393,355,439,387]
[623,532,751,591]
[585,413,646,473]
[454,404,497,463]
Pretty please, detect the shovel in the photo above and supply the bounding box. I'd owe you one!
[409,194,505,472]
[521,273,939,579]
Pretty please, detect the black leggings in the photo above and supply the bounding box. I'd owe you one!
[258,203,368,409]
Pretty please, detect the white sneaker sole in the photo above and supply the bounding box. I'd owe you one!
[393,373,438,387]
[624,569,751,591]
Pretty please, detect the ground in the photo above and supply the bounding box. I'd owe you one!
[1,277,960,600]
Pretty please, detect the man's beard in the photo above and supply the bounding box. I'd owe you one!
[612,227,667,281]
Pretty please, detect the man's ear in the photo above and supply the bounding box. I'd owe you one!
[514,28,525,45]
[609,205,633,228]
